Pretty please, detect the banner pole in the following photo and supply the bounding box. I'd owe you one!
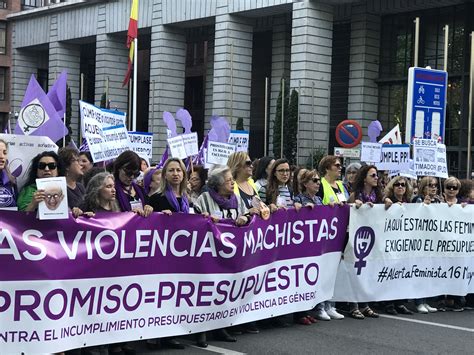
[443,25,449,72]
[414,17,420,67]
[297,80,301,165]
[312,81,315,168]
[281,78,284,159]
[264,76,268,157]
[467,32,474,179]
[132,37,138,132]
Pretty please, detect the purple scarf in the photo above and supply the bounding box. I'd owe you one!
[208,188,238,210]
[164,184,189,213]
[358,190,377,203]
[115,179,147,211]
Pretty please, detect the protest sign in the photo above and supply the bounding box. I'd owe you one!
[80,101,130,163]
[360,142,382,163]
[207,141,236,165]
[167,135,187,159]
[182,132,199,157]
[128,132,153,162]
[0,134,58,190]
[379,124,402,145]
[436,143,448,178]
[36,176,68,220]
[228,130,250,152]
[333,204,474,302]
[0,206,349,353]
[413,138,448,177]
[375,144,410,171]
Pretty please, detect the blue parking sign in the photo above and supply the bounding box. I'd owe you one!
[405,67,448,144]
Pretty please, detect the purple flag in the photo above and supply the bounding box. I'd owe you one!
[156,145,169,169]
[79,138,89,152]
[14,74,68,142]
[193,134,208,166]
[47,70,67,119]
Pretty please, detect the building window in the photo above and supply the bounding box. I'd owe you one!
[378,4,471,176]
[0,22,6,55]
[0,1,7,9]
[0,68,6,101]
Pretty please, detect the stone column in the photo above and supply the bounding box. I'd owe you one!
[290,2,334,163]
[95,3,129,115]
[149,1,187,159]
[347,3,381,139]
[212,13,253,130]
[49,14,81,142]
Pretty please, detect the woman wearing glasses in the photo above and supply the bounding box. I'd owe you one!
[260,158,300,212]
[382,176,415,315]
[113,150,153,217]
[227,152,260,215]
[58,148,86,209]
[443,176,463,206]
[411,176,441,313]
[412,176,442,204]
[18,151,60,211]
[0,139,17,209]
[347,165,383,319]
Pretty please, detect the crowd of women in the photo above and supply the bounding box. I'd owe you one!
[0,137,473,354]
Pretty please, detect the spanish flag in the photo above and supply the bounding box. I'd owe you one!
[123,0,138,86]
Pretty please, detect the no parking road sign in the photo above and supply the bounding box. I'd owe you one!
[335,120,363,148]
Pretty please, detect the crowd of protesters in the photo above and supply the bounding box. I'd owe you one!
[0,138,473,354]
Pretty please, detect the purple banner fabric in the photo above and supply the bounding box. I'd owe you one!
[47,70,67,119]
[0,206,349,282]
[14,74,68,142]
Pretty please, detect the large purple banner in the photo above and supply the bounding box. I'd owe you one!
[0,206,349,352]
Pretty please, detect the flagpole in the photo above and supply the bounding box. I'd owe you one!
[132,37,138,132]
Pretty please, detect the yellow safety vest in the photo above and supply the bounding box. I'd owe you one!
[321,177,347,205]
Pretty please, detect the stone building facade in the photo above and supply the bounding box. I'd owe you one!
[8,0,474,176]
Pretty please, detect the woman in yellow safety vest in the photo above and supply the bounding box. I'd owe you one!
[313,155,348,321]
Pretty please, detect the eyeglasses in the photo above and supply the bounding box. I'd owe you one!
[369,173,378,178]
[46,193,62,200]
[393,182,406,188]
[276,169,290,174]
[244,160,252,166]
[446,185,459,191]
[122,168,140,178]
[333,163,342,169]
[428,183,438,188]
[38,162,57,170]
[312,178,321,183]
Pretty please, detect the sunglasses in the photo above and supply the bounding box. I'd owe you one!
[369,173,378,178]
[38,162,57,170]
[428,183,438,188]
[244,160,252,166]
[394,182,406,188]
[312,178,321,183]
[123,168,140,178]
[276,169,291,174]
[446,185,459,191]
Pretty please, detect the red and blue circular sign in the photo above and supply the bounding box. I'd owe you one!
[335,120,363,148]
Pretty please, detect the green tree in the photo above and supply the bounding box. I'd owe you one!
[284,89,299,165]
[272,78,289,158]
[306,146,327,170]
[236,117,244,131]
[100,92,107,108]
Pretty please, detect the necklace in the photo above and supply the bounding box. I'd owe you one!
[238,181,253,195]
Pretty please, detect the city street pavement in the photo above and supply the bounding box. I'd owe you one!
[126,306,473,355]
